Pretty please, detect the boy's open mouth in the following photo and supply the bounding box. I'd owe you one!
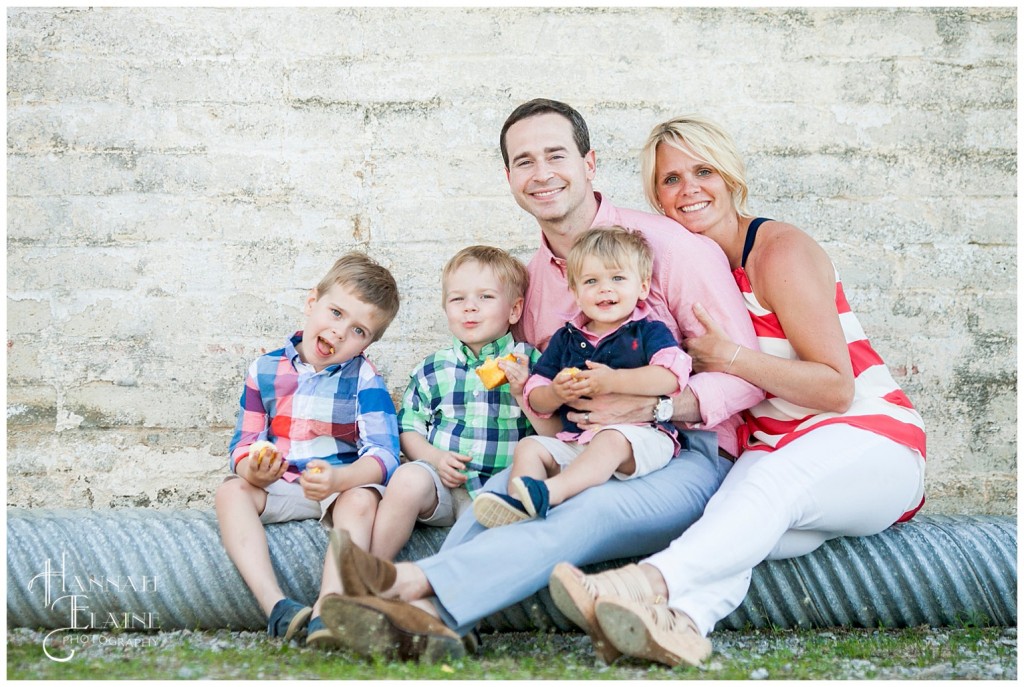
[316,336,335,357]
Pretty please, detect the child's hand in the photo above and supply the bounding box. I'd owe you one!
[242,443,288,488]
[432,451,471,489]
[499,354,531,399]
[571,361,620,397]
[551,367,584,404]
[298,459,335,501]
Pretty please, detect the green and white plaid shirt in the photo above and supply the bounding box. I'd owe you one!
[398,332,541,498]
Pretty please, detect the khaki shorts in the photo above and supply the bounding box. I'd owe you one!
[223,475,379,529]
[521,424,675,480]
[395,460,473,527]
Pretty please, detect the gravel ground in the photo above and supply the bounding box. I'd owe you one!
[7,625,1017,680]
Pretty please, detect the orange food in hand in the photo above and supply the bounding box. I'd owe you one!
[561,367,581,379]
[249,440,275,468]
[476,354,517,389]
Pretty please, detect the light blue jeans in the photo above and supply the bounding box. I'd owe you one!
[417,429,733,635]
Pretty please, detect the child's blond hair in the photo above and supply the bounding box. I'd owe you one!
[315,252,400,341]
[441,245,529,306]
[566,227,653,292]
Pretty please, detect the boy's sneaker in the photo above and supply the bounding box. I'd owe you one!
[509,476,551,518]
[267,598,313,641]
[472,492,531,528]
[306,616,343,650]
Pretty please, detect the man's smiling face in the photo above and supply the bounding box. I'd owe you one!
[504,112,596,227]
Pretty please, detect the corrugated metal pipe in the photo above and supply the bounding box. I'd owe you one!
[6,509,1015,633]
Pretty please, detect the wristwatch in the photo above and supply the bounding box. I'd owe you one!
[653,395,674,423]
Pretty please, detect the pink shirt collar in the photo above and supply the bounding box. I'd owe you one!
[568,300,655,344]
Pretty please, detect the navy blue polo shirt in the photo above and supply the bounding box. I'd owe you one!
[534,317,681,436]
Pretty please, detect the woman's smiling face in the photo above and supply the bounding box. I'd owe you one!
[654,142,734,236]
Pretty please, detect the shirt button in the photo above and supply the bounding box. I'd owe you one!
[580,342,587,348]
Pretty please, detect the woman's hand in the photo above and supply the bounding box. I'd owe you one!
[683,302,742,374]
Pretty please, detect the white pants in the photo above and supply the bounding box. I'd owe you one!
[644,424,925,636]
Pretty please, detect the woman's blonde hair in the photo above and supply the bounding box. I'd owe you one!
[640,115,751,218]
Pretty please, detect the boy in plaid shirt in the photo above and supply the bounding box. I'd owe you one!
[367,246,559,560]
[215,253,401,647]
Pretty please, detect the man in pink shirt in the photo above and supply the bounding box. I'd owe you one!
[320,99,763,660]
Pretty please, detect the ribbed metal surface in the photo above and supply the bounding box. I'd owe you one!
[6,509,1015,632]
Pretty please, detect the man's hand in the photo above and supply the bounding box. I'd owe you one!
[567,387,702,430]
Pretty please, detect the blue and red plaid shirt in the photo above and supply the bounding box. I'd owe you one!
[228,331,400,484]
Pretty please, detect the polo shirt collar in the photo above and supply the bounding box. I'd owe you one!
[568,300,653,343]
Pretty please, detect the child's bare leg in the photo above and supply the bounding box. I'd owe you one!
[214,478,283,616]
[509,439,559,482]
[545,429,634,507]
[370,465,438,561]
[314,487,381,615]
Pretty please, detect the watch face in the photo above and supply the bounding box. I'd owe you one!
[656,398,672,422]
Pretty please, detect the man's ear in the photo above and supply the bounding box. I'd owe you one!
[584,149,596,182]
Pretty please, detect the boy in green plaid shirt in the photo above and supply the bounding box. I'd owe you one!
[368,246,559,560]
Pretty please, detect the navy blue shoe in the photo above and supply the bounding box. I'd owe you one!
[267,598,312,640]
[510,476,551,518]
[473,491,532,528]
[306,616,343,649]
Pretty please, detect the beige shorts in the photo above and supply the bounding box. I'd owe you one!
[396,460,473,527]
[521,424,675,480]
[223,474,380,529]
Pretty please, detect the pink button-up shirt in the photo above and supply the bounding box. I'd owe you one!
[512,193,764,457]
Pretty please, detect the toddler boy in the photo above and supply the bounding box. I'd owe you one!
[215,252,401,647]
[473,227,691,527]
[368,245,556,560]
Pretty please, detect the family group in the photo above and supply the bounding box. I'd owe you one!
[215,98,926,667]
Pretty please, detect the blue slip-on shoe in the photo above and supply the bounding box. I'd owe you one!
[510,476,551,518]
[472,491,532,528]
[306,615,344,649]
[267,597,313,640]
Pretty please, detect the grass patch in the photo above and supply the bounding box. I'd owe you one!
[6,626,1016,680]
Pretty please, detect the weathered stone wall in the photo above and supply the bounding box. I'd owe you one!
[6,7,1016,513]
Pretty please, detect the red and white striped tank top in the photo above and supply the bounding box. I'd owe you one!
[735,220,927,472]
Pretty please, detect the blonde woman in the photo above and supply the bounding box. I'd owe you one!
[547,116,927,667]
